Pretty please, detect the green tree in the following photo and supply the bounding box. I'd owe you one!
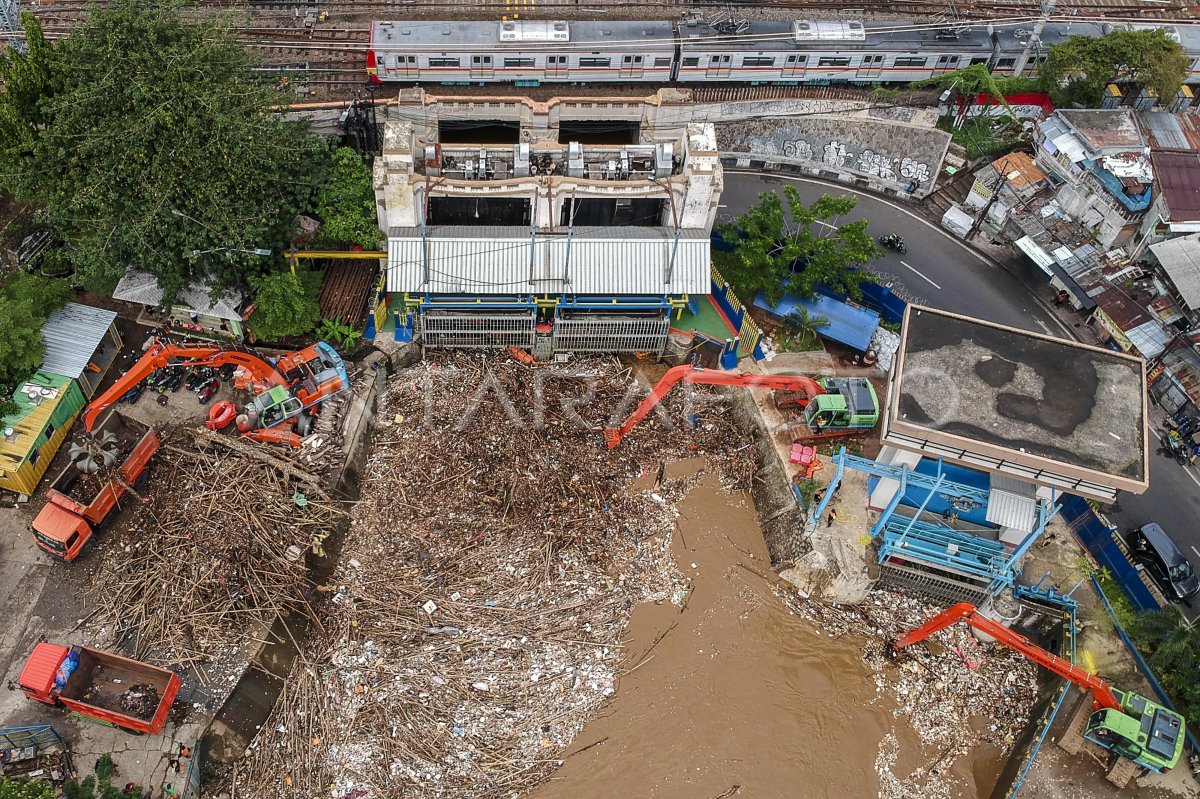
[785,308,830,350]
[315,147,381,249]
[0,0,328,301]
[0,776,56,799]
[0,14,55,162]
[714,187,878,306]
[1041,28,1189,107]
[915,63,1037,124]
[248,269,321,342]
[61,754,136,799]
[0,273,71,416]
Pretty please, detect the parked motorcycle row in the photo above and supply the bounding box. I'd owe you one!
[117,361,235,407]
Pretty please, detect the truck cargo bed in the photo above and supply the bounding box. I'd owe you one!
[52,414,150,503]
[60,649,172,721]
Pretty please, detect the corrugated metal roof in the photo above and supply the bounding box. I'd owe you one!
[112,268,245,320]
[1151,152,1200,223]
[40,303,117,380]
[1150,233,1200,311]
[387,226,710,295]
[986,474,1036,534]
[1140,111,1200,152]
[1126,319,1173,360]
[1014,236,1054,270]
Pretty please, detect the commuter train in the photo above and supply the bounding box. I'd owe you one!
[367,18,1200,89]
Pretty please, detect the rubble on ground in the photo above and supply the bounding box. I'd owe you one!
[869,327,901,372]
[226,353,756,799]
[786,589,1038,798]
[78,430,343,672]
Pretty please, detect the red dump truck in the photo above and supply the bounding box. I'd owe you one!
[31,411,159,561]
[18,643,181,735]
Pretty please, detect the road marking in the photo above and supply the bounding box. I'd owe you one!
[899,260,942,290]
[724,170,1075,339]
[1034,319,1052,335]
[1192,546,1200,561]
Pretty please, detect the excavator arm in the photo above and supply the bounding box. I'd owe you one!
[83,342,286,432]
[893,602,1124,713]
[605,365,825,449]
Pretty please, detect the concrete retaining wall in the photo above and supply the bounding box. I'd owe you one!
[717,114,951,199]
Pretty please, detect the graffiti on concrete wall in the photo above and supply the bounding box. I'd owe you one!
[717,116,950,190]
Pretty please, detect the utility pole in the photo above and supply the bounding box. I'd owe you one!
[967,174,1008,240]
[1,0,27,55]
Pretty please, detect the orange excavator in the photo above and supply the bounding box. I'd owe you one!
[83,340,349,446]
[604,365,880,449]
[891,602,1186,773]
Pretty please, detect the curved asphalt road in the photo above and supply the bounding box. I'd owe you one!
[721,171,1200,611]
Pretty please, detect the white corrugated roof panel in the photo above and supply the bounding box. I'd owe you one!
[388,227,710,295]
[987,475,1037,534]
[39,303,118,380]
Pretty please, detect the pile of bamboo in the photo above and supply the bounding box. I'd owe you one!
[84,429,343,673]
[228,353,756,799]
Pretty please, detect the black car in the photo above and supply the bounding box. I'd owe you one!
[1128,523,1200,603]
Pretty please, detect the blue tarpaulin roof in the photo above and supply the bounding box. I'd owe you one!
[753,290,881,352]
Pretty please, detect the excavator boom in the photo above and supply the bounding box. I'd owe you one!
[894,602,1123,711]
[605,365,825,449]
[83,342,287,432]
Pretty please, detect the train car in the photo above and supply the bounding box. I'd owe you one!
[674,19,996,85]
[990,21,1107,80]
[368,20,676,85]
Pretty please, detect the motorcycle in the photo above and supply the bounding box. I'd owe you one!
[1160,429,1191,466]
[197,378,220,404]
[879,234,907,254]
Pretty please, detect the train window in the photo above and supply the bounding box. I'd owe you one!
[936,55,960,65]
[894,57,926,68]
[970,57,988,65]
[548,56,568,65]
[654,57,671,68]
[682,57,700,67]
[505,58,535,68]
[402,56,416,64]
[742,57,776,67]
[471,56,492,65]
[817,57,851,67]
[579,57,610,68]
[785,55,807,64]
[622,56,644,65]
[996,58,1016,69]
[429,58,460,68]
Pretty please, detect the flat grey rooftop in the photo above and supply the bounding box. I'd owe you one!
[888,307,1147,497]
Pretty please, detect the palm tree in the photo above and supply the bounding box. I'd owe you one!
[785,308,830,350]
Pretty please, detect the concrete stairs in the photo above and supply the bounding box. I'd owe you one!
[922,144,974,221]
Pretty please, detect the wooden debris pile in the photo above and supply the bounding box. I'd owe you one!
[230,354,756,799]
[786,590,1039,798]
[82,429,343,672]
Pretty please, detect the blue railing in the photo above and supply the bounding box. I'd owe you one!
[879,517,1010,581]
[0,724,62,754]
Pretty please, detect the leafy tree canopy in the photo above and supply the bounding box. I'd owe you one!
[714,187,878,306]
[0,3,328,303]
[0,273,72,416]
[914,63,1038,122]
[1041,28,1189,107]
[314,147,382,250]
[248,269,321,342]
[0,776,56,799]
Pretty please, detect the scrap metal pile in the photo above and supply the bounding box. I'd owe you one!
[229,354,755,799]
[787,591,1039,799]
[80,429,343,673]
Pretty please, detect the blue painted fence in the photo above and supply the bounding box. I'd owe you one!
[1060,495,1160,612]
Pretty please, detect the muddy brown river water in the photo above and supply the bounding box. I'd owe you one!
[530,467,1005,799]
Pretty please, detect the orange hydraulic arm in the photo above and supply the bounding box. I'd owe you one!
[604,364,825,449]
[82,342,287,432]
[893,602,1124,713]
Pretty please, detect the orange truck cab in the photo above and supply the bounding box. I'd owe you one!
[19,643,181,735]
[31,413,160,561]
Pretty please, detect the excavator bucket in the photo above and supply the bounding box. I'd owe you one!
[603,428,622,449]
[242,427,302,448]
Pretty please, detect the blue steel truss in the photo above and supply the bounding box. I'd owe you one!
[819,449,1061,591]
[0,724,62,754]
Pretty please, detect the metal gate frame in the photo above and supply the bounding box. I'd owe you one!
[552,316,669,354]
[418,311,535,350]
